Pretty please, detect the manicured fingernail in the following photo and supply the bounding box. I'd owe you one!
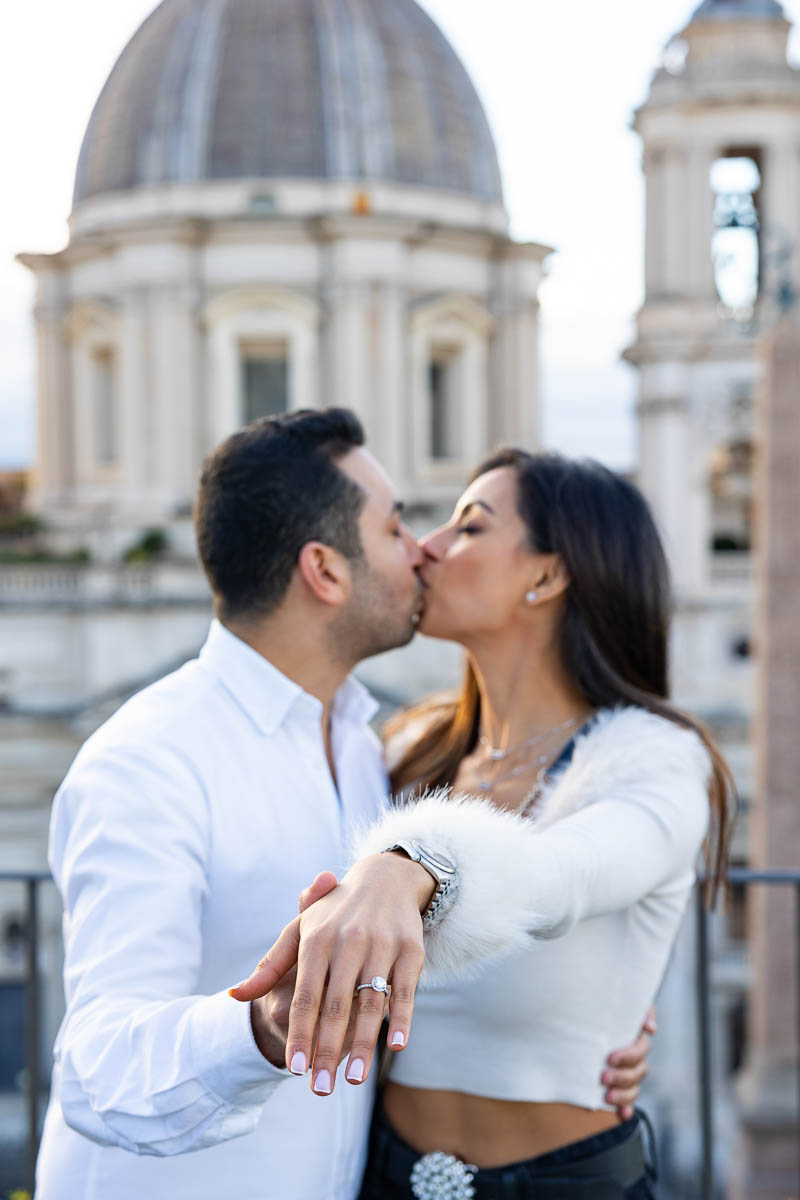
[346,1059,365,1082]
[289,1051,307,1075]
[607,1091,618,1105]
[601,1070,614,1085]
[391,1031,405,1048]
[608,1052,620,1066]
[228,981,247,996]
[314,1069,332,1094]
[622,1107,634,1120]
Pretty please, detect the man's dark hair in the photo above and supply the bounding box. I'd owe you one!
[195,408,366,621]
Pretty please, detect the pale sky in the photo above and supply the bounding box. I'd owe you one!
[2,0,798,471]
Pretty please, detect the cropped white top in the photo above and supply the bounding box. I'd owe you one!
[354,706,711,1111]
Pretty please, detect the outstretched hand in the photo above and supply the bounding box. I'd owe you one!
[230,852,434,1095]
[240,870,340,1068]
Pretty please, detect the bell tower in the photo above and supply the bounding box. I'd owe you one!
[625,0,800,729]
[626,10,800,1189]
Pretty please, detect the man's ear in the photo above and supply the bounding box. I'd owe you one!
[533,554,571,601]
[296,541,351,607]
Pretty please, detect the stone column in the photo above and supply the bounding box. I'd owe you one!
[761,142,800,310]
[731,316,800,1200]
[637,389,701,593]
[151,285,197,514]
[118,289,152,512]
[371,281,407,493]
[687,142,718,301]
[326,274,371,429]
[643,146,667,299]
[490,254,541,451]
[31,271,73,511]
[663,148,690,297]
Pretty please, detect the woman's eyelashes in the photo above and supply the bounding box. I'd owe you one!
[457,524,482,536]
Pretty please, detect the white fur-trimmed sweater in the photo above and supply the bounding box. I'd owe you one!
[353,705,712,989]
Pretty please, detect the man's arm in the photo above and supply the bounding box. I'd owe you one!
[51,740,294,1156]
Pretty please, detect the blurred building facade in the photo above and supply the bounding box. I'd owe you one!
[626,0,800,1193]
[1,0,547,1156]
[3,0,798,1194]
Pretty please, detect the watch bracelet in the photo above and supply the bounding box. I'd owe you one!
[421,872,460,930]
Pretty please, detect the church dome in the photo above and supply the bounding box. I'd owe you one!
[691,0,786,19]
[73,0,503,208]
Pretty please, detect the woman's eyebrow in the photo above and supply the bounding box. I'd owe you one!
[457,500,495,519]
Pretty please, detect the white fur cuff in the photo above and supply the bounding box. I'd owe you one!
[351,790,546,987]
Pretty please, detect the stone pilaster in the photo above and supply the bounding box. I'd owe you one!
[731,316,800,1199]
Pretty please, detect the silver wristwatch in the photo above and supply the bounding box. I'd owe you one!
[382,838,459,928]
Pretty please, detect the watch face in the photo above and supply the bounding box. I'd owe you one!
[410,840,456,874]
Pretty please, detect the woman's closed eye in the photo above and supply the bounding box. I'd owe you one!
[457,524,482,536]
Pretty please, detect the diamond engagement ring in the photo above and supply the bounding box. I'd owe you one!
[355,975,390,995]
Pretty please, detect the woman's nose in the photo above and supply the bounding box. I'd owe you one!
[418,525,447,561]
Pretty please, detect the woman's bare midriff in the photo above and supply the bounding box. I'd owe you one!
[382,1081,620,1169]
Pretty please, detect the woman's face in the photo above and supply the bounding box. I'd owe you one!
[418,466,549,643]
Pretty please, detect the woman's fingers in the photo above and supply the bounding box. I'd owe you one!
[298,871,339,914]
[284,932,355,1089]
[228,917,302,1001]
[307,959,366,1095]
[384,942,425,1055]
[341,943,424,1087]
[339,974,391,1089]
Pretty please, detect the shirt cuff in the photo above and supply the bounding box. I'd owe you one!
[190,988,291,1107]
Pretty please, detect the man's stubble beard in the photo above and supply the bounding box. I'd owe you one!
[327,561,418,667]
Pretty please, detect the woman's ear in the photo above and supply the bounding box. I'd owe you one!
[296,541,351,607]
[531,554,571,602]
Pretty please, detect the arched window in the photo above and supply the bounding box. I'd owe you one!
[91,346,117,465]
[240,339,289,422]
[710,437,754,553]
[710,151,762,319]
[428,344,463,461]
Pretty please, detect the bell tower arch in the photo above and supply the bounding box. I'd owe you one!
[625,0,800,687]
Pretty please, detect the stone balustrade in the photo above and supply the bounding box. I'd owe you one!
[0,564,211,609]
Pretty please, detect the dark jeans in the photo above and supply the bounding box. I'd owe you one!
[358,1103,658,1200]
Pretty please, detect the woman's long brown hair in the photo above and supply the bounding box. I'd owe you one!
[386,450,737,907]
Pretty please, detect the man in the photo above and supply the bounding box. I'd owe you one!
[36,409,651,1200]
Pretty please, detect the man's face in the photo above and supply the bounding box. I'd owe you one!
[332,448,424,662]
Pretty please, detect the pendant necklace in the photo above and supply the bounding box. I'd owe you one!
[476,750,555,794]
[478,714,582,763]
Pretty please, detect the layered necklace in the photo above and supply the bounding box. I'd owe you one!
[475,715,583,795]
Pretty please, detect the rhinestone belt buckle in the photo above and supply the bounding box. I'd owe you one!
[409,1150,477,1200]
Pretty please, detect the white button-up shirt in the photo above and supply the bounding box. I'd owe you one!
[36,620,388,1200]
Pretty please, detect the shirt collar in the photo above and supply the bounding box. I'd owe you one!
[198,619,378,736]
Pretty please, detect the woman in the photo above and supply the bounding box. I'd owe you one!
[235,451,735,1199]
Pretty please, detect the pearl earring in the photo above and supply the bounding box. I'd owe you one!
[526,590,538,604]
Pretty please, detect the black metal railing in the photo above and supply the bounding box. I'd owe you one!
[695,867,800,1200]
[0,870,51,1197]
[3,869,799,1198]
